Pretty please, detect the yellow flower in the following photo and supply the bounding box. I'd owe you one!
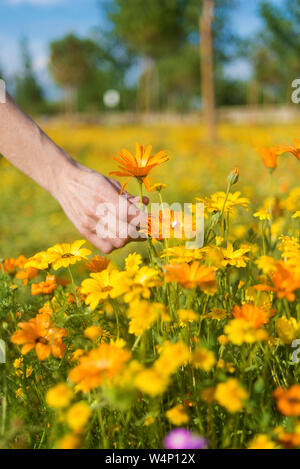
[144,416,156,426]
[46,384,73,409]
[217,334,229,345]
[197,191,249,215]
[155,341,191,376]
[16,388,24,399]
[215,378,248,413]
[192,347,216,372]
[72,349,85,362]
[248,434,277,449]
[26,366,33,378]
[81,270,115,310]
[125,252,142,274]
[178,309,198,323]
[150,182,167,192]
[220,243,250,268]
[276,317,300,345]
[24,251,50,270]
[135,368,169,397]
[283,187,300,213]
[84,325,110,342]
[58,433,81,450]
[225,319,268,345]
[66,402,91,432]
[161,246,204,264]
[47,240,91,270]
[14,357,23,370]
[254,209,271,221]
[127,301,162,336]
[292,211,300,219]
[255,256,277,275]
[217,359,235,373]
[203,308,227,321]
[165,404,189,426]
[111,266,161,303]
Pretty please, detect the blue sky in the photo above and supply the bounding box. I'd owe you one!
[0,0,283,96]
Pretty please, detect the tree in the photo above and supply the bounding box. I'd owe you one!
[103,0,239,117]
[49,34,98,113]
[15,38,45,115]
[200,0,216,141]
[105,0,187,113]
[254,0,300,104]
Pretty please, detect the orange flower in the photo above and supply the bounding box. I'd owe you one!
[269,262,300,302]
[255,261,300,302]
[11,313,67,360]
[38,303,54,315]
[232,303,270,328]
[277,429,300,449]
[164,262,217,292]
[16,267,38,285]
[31,275,57,295]
[110,143,169,193]
[258,147,278,170]
[145,209,196,241]
[4,255,27,273]
[67,287,84,304]
[85,255,110,273]
[277,139,300,160]
[273,385,300,416]
[69,343,131,392]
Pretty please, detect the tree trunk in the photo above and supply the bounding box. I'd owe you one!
[145,57,152,115]
[200,0,217,142]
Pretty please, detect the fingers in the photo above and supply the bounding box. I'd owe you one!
[86,233,114,254]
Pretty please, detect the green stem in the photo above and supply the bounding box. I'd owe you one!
[68,265,79,307]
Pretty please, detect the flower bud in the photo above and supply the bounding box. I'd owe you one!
[227,167,239,186]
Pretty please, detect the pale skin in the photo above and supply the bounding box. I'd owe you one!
[0,93,148,253]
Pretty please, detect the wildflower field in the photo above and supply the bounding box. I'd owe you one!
[0,122,300,449]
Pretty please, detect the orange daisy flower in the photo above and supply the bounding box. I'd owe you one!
[85,255,110,273]
[16,267,38,285]
[277,139,300,160]
[31,275,57,296]
[11,313,67,360]
[164,262,217,292]
[232,303,270,329]
[69,343,131,392]
[109,143,169,193]
[255,261,300,302]
[4,255,27,274]
[145,208,197,241]
[67,287,85,304]
[258,147,278,170]
[273,385,300,416]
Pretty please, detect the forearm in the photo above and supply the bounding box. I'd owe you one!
[0,92,77,198]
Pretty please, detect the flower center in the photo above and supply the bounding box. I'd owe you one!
[36,337,49,345]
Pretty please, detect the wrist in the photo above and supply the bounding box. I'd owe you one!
[49,148,80,201]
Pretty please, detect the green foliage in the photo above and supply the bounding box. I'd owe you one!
[14,38,45,115]
[253,0,300,103]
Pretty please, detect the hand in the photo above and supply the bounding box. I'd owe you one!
[55,161,149,253]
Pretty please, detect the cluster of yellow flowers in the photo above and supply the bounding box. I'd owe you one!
[2,137,300,449]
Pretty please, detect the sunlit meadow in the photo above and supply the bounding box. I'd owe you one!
[0,122,300,449]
